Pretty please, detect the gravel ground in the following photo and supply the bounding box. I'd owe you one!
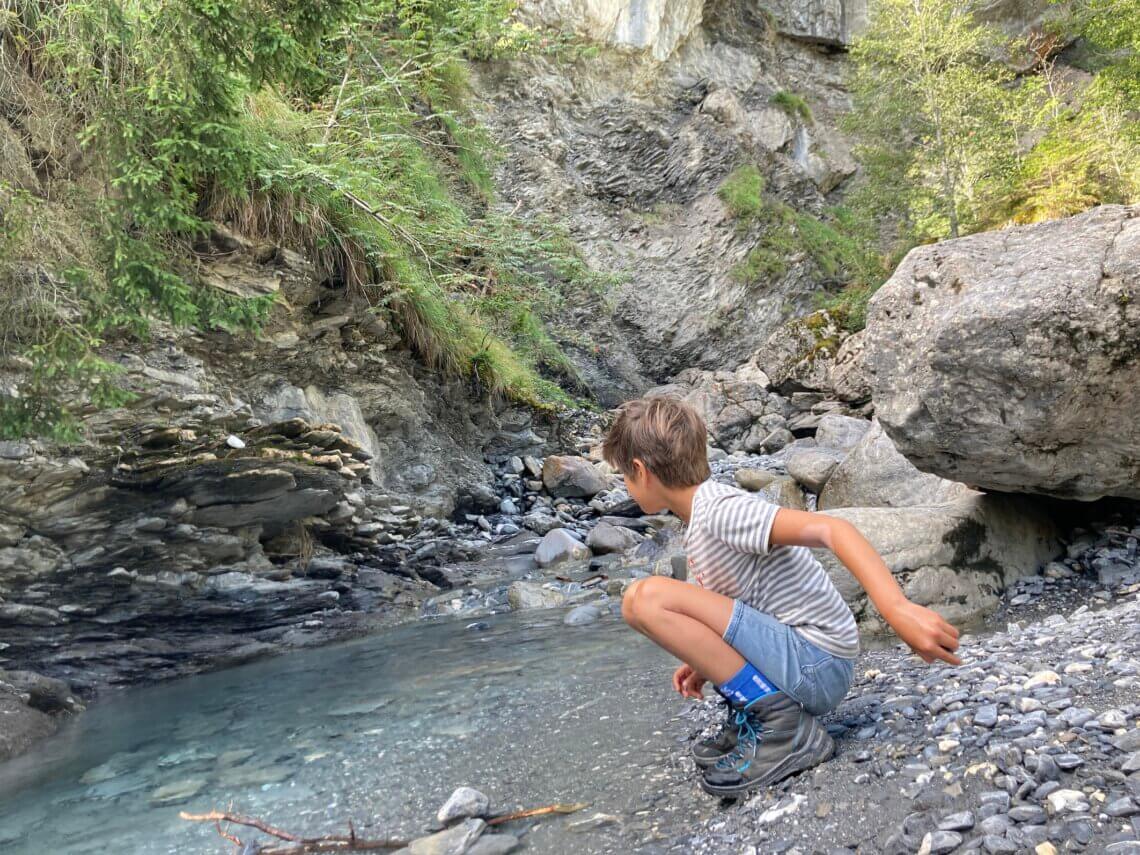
[645,579,1140,854]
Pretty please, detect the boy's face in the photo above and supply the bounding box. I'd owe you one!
[623,460,668,514]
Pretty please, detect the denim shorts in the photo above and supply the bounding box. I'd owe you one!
[722,599,856,716]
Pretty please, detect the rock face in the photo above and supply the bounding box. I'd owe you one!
[520,0,705,60]
[766,0,868,45]
[865,205,1140,501]
[521,0,869,57]
[818,495,1060,626]
[474,7,863,388]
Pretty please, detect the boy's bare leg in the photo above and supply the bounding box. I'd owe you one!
[621,576,746,684]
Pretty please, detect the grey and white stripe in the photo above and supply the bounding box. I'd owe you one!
[683,480,860,658]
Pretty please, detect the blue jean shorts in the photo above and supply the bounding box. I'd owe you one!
[722,599,856,716]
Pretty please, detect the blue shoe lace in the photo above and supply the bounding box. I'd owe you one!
[713,702,764,773]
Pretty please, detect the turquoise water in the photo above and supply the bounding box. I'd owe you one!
[0,609,680,854]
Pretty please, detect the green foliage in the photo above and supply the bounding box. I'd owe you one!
[995,0,1139,222]
[844,0,1022,245]
[844,0,1138,248]
[719,168,888,314]
[770,91,813,123]
[717,165,767,220]
[2,0,601,436]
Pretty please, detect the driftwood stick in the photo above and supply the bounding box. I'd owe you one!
[182,801,588,853]
[180,810,406,851]
[486,802,590,826]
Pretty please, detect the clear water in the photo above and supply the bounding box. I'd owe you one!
[0,610,686,854]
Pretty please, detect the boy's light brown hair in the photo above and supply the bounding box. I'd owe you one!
[602,396,711,487]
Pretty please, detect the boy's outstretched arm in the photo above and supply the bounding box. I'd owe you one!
[770,508,962,666]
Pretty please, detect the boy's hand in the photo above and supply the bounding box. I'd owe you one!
[885,600,962,666]
[672,664,707,700]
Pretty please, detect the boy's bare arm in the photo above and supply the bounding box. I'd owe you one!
[770,508,962,666]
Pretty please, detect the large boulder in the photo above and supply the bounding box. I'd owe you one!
[541,456,609,498]
[817,495,1060,628]
[864,205,1140,501]
[819,420,978,510]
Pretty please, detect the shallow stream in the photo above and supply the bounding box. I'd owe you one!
[0,609,690,854]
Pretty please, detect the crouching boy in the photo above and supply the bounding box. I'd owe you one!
[603,397,961,796]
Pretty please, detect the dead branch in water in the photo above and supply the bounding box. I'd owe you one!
[180,801,589,853]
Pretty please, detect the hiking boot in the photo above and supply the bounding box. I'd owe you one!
[691,696,737,768]
[699,693,835,797]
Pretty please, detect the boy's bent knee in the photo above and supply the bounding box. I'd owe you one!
[621,578,645,627]
[622,576,673,628]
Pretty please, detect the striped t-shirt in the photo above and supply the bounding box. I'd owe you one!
[683,480,860,658]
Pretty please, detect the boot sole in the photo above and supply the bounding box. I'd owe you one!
[699,724,835,797]
[691,750,732,769]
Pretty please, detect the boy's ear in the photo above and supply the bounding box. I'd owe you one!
[629,458,649,484]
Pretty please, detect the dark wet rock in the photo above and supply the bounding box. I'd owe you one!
[541,456,609,498]
[939,811,975,832]
[586,522,642,555]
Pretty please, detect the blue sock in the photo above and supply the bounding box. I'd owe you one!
[718,662,779,707]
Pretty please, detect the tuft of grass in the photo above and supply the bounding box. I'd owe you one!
[717,165,767,219]
[771,90,813,123]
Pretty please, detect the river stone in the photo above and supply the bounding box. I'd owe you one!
[819,420,979,510]
[586,522,641,555]
[1046,789,1089,815]
[864,204,1140,501]
[507,581,567,610]
[465,834,520,855]
[818,494,1059,624]
[409,818,486,855]
[535,529,591,567]
[148,778,206,806]
[1112,729,1140,753]
[541,456,609,499]
[918,830,963,854]
[564,604,602,626]
[786,448,846,493]
[437,787,490,824]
